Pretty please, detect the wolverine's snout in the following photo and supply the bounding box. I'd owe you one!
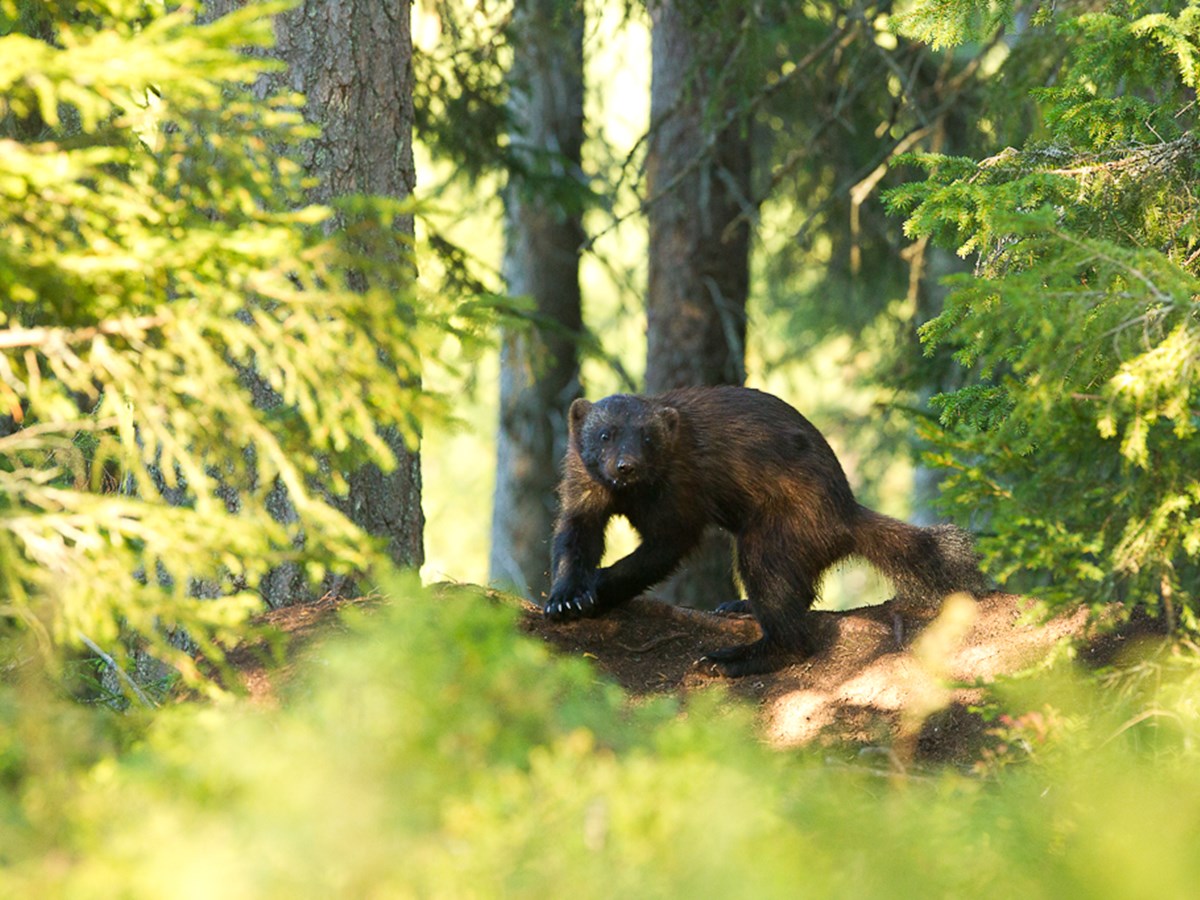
[604,453,641,487]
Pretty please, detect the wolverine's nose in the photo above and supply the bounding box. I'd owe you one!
[607,456,639,486]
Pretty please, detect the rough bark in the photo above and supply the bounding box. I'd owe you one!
[212,0,423,605]
[488,0,585,600]
[644,0,752,608]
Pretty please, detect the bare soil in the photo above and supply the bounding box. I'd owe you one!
[223,588,1154,764]
[520,591,1093,762]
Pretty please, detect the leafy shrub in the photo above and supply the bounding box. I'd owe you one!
[2,578,1200,897]
[889,2,1200,625]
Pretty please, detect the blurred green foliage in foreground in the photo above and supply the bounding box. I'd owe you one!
[2,576,1199,898]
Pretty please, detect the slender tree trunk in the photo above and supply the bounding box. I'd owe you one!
[906,117,971,527]
[214,0,422,605]
[909,243,970,526]
[489,0,585,601]
[645,0,752,608]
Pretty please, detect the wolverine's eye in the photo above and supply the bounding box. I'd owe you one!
[642,434,653,445]
[599,430,612,442]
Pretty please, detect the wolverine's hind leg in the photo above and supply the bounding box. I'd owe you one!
[703,523,829,677]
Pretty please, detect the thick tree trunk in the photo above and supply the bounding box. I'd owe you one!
[646,3,750,391]
[213,0,422,605]
[645,0,751,608]
[488,0,585,601]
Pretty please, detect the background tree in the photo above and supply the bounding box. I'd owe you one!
[489,0,586,601]
[631,1,989,606]
[644,3,751,392]
[0,0,460,683]
[641,0,752,607]
[208,0,424,605]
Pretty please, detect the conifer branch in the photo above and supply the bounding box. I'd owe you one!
[77,632,158,709]
[0,418,119,450]
[0,316,167,351]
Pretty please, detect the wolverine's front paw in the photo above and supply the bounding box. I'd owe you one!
[543,580,600,621]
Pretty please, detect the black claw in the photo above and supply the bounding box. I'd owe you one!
[714,599,750,615]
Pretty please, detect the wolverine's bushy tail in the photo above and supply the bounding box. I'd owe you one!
[850,507,986,606]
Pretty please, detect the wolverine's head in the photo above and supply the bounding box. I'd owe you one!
[569,394,680,491]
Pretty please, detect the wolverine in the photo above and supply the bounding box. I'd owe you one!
[544,386,985,676]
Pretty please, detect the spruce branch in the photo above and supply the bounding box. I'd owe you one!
[76,631,158,709]
[0,316,168,351]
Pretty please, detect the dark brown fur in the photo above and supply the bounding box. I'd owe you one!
[545,386,985,676]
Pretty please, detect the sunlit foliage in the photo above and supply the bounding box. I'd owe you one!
[889,1,1200,624]
[3,581,1200,896]
[0,0,480,684]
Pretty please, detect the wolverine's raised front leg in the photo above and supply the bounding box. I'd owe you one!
[594,521,703,611]
[546,510,701,621]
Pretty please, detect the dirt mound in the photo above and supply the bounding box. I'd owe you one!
[220,594,382,703]
[224,588,1131,764]
[520,592,1092,761]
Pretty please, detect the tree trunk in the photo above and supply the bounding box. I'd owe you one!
[645,0,752,608]
[214,0,423,605]
[488,0,585,601]
[910,243,971,527]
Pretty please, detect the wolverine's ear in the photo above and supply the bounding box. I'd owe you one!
[659,406,679,434]
[568,398,592,435]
